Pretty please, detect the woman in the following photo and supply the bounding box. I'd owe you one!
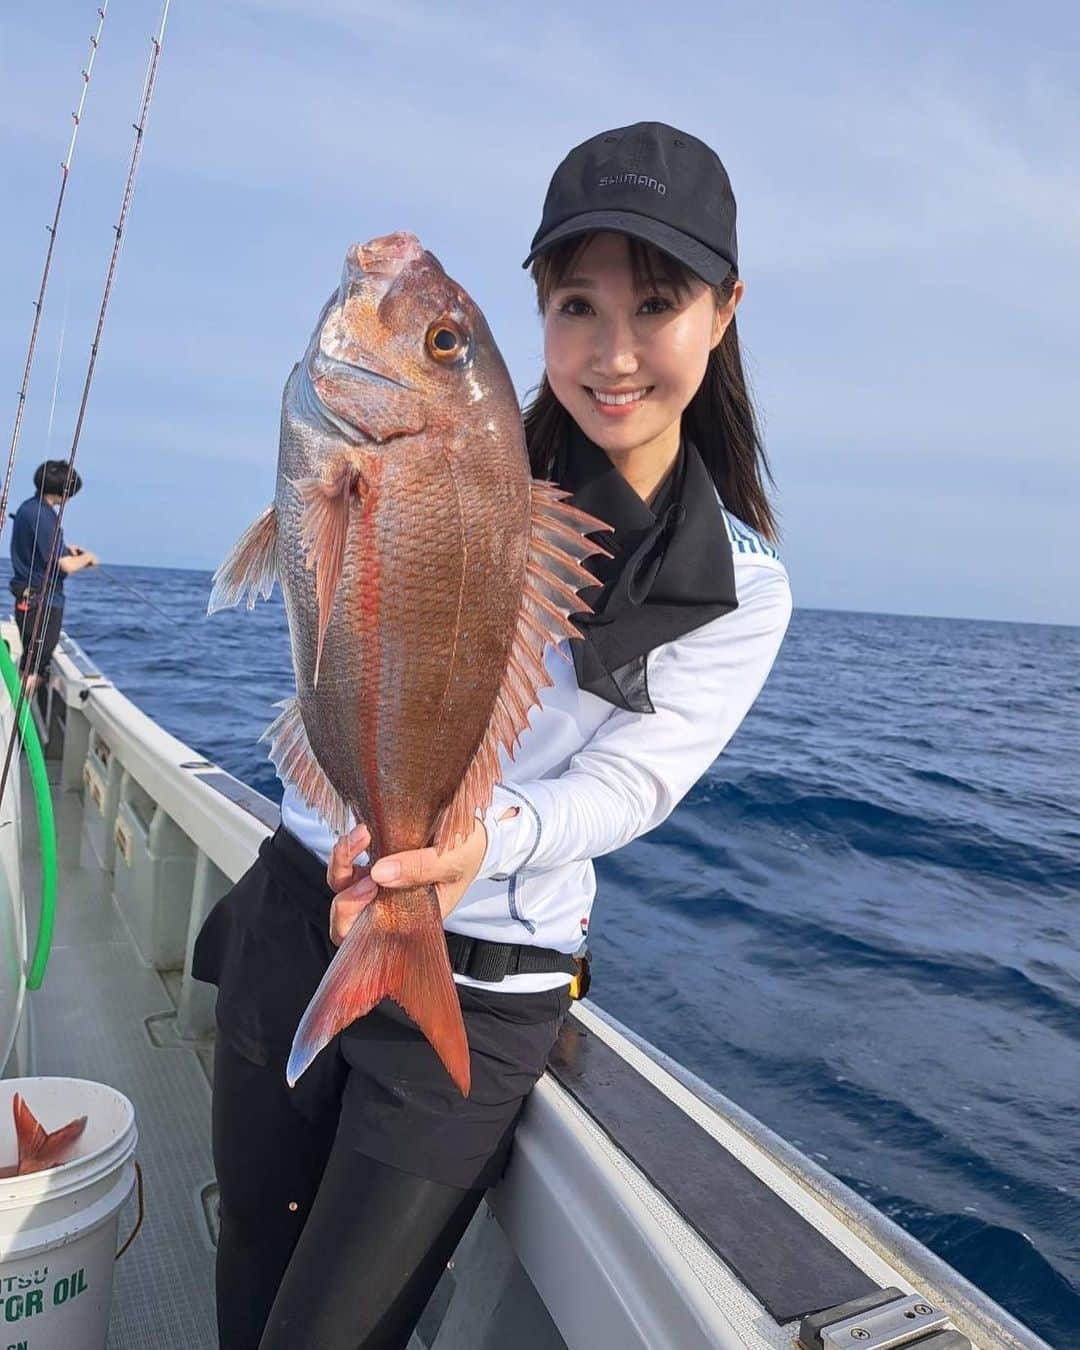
[195,120,791,1349]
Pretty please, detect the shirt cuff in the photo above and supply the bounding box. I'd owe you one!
[476,784,542,881]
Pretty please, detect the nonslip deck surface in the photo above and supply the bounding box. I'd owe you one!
[22,767,219,1350]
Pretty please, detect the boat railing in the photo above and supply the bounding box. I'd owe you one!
[0,627,28,1074]
[41,633,275,1042]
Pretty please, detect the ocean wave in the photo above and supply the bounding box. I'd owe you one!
[647,886,1080,1039]
[691,773,1080,892]
[863,1192,1080,1347]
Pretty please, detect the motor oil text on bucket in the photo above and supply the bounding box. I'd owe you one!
[2,1266,88,1324]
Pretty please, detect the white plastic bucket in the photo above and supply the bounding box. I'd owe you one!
[0,1078,137,1350]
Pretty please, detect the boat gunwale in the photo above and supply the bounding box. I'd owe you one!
[582,1001,1051,1350]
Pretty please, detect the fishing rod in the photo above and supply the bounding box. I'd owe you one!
[94,564,173,621]
[5,509,173,621]
[1,1,173,808]
[0,4,110,549]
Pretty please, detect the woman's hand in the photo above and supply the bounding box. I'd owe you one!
[370,819,489,920]
[326,817,492,946]
[327,823,375,946]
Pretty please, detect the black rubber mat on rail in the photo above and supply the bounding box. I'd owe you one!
[549,1018,879,1324]
[196,769,281,829]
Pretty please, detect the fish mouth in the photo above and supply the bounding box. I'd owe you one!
[303,343,417,444]
[306,232,436,394]
[311,292,414,392]
[310,346,412,392]
[345,231,425,281]
[296,234,430,438]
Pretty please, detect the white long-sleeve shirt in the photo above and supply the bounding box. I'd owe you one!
[281,507,792,991]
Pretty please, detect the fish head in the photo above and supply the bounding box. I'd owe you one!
[300,231,512,445]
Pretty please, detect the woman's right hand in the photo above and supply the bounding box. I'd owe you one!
[327,822,376,946]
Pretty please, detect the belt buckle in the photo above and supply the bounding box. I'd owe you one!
[569,953,591,1000]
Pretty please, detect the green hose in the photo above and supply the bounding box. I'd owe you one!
[0,638,58,990]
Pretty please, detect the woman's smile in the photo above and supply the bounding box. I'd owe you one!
[587,384,654,413]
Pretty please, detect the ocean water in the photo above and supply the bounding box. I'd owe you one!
[16,563,1080,1345]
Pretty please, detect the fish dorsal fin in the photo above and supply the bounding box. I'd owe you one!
[434,481,609,852]
[292,462,365,687]
[262,697,352,836]
[207,505,278,614]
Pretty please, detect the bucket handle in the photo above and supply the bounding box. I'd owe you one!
[116,1159,145,1260]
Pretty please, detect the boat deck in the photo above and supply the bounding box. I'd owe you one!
[22,761,219,1348]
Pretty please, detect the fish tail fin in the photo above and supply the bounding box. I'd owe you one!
[12,1094,46,1170]
[12,1092,87,1174]
[286,888,471,1097]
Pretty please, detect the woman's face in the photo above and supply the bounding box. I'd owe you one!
[543,232,741,467]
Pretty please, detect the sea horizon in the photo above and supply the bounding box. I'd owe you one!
[42,558,1079,634]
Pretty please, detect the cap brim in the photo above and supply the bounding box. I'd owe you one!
[522,210,734,285]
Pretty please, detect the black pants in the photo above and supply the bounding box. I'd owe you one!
[14,596,61,711]
[197,830,571,1349]
[213,1040,482,1350]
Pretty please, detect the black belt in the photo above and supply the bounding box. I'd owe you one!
[264,827,580,986]
[445,931,577,983]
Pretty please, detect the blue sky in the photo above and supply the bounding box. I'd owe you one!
[1,0,1077,624]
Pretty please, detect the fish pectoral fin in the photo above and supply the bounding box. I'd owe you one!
[291,461,367,687]
[434,480,610,852]
[262,697,352,836]
[207,505,278,614]
[288,889,471,1097]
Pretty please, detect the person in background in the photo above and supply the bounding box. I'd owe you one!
[8,459,97,710]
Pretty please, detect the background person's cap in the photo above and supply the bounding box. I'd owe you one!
[523,121,738,285]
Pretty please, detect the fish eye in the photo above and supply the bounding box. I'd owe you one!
[426,319,467,363]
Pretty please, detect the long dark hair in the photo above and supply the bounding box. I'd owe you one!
[522,234,777,541]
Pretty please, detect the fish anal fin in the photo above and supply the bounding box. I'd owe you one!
[262,697,351,835]
[434,480,610,853]
[288,889,470,1096]
[208,506,278,613]
[291,462,368,687]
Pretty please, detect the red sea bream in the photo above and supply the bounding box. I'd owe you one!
[209,233,606,1095]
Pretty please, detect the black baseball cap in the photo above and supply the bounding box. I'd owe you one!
[523,121,738,285]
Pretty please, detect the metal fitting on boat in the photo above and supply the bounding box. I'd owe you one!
[798,1287,972,1350]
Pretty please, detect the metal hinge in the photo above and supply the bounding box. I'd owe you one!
[799,1287,972,1350]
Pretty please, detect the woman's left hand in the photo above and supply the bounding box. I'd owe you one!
[326,818,489,945]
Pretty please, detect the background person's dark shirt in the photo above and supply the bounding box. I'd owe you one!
[9,496,65,605]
